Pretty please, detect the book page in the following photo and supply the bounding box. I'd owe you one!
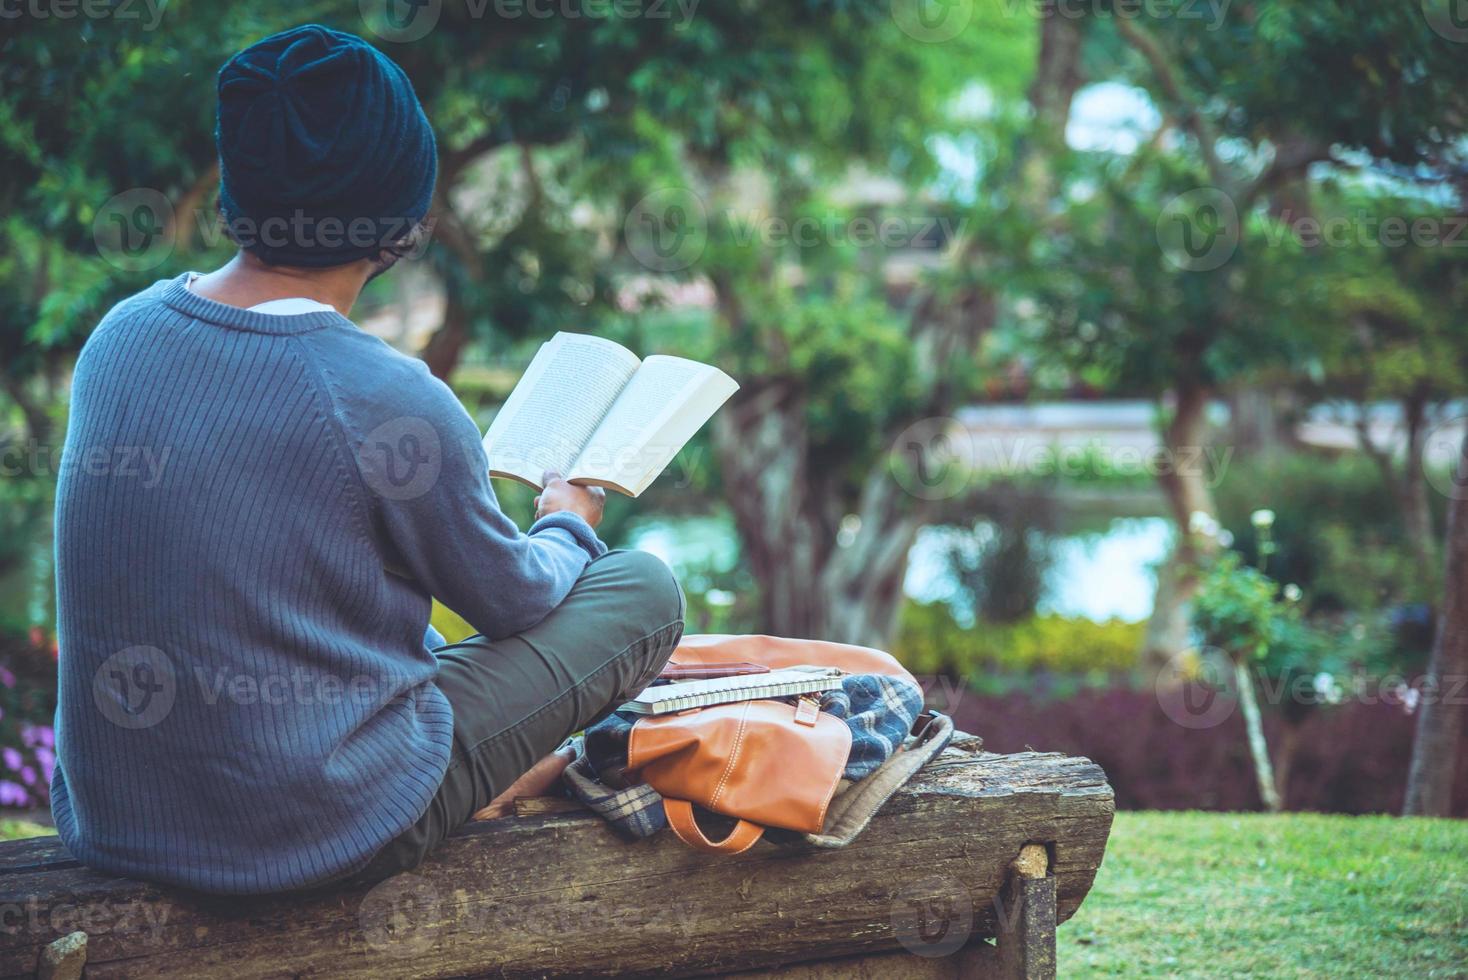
[623,666,843,714]
[570,355,739,496]
[482,332,641,488]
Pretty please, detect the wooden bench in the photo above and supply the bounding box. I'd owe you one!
[0,736,1113,979]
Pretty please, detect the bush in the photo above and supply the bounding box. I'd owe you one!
[893,601,1144,680]
[0,630,57,811]
[1214,453,1435,610]
[945,687,1468,815]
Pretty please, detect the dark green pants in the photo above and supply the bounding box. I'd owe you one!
[347,549,684,884]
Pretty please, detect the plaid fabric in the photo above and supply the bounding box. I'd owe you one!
[569,673,926,841]
[561,739,669,841]
[818,673,923,778]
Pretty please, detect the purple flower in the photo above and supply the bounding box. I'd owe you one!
[0,782,28,807]
[0,667,14,689]
[34,747,53,784]
[1,748,20,772]
[20,724,53,749]
[19,767,34,787]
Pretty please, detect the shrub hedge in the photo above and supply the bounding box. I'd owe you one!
[893,600,1144,678]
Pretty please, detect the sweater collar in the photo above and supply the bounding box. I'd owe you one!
[160,273,353,335]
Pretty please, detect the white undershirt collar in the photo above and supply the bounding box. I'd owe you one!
[184,273,337,316]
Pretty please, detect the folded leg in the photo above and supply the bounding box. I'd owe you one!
[349,549,684,882]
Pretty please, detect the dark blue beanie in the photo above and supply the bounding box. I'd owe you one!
[215,24,437,268]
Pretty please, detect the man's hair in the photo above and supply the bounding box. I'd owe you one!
[216,200,431,276]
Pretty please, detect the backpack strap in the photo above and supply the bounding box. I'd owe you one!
[663,799,764,854]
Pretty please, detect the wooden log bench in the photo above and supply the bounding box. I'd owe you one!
[0,736,1113,979]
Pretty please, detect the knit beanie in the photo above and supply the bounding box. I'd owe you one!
[215,24,437,267]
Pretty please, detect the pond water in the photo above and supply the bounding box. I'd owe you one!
[630,514,1173,623]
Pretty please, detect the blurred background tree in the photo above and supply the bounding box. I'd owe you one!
[3,0,1467,817]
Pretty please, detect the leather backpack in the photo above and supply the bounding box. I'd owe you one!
[625,634,920,854]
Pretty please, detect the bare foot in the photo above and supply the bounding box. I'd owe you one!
[471,744,576,821]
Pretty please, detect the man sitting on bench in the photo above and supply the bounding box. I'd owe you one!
[51,24,684,895]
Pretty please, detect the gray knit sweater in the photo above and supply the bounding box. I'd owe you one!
[52,274,604,894]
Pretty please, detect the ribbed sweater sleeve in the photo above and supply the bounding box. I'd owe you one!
[298,327,607,639]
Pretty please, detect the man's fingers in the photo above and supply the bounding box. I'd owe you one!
[541,469,564,486]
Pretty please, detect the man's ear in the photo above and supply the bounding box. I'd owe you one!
[363,252,398,284]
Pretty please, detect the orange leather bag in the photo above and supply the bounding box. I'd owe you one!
[626,634,918,854]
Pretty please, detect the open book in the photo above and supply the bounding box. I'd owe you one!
[482,332,739,497]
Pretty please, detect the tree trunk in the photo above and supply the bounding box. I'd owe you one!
[1228,385,1286,456]
[1,375,51,448]
[1235,659,1282,812]
[1142,380,1217,668]
[1019,10,1085,208]
[819,461,925,646]
[1397,393,1437,585]
[711,382,827,640]
[1403,428,1468,816]
[420,291,472,381]
[1141,557,1194,670]
[710,383,921,647]
[1356,390,1438,590]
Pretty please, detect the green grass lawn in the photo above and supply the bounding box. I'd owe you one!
[0,819,50,841]
[1064,811,1468,978]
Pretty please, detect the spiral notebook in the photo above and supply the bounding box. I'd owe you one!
[621,665,845,716]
